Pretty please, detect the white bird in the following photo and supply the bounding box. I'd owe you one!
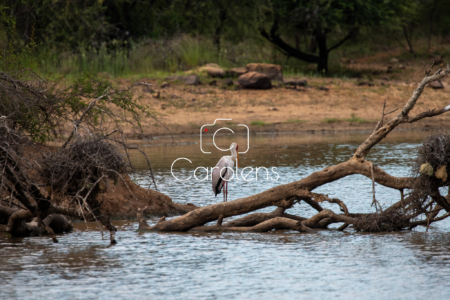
[212,142,239,202]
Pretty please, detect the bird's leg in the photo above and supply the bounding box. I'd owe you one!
[223,182,226,202]
[225,181,228,202]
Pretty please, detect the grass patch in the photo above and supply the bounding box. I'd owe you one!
[345,113,372,123]
[285,119,306,124]
[321,114,371,124]
[321,118,342,124]
[250,120,270,126]
[229,100,239,106]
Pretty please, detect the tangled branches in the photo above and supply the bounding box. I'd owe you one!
[353,210,409,232]
[406,132,450,219]
[40,138,128,198]
[0,69,60,142]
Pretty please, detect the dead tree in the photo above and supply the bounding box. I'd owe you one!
[139,63,450,234]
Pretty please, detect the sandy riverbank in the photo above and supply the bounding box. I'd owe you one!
[111,73,450,138]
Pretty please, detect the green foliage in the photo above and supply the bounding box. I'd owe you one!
[1,0,110,50]
[64,72,150,126]
[258,0,417,71]
[263,0,413,33]
[0,8,151,143]
[0,7,40,71]
[0,70,150,143]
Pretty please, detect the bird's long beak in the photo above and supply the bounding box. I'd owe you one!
[237,152,239,168]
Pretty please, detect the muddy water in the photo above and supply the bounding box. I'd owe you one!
[2,130,450,299]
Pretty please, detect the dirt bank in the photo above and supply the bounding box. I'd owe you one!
[96,175,196,220]
[111,72,450,137]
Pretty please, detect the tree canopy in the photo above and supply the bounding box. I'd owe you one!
[259,0,416,71]
[2,0,450,73]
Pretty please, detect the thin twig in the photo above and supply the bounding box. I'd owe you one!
[370,162,382,212]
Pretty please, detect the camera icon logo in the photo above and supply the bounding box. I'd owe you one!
[200,119,249,154]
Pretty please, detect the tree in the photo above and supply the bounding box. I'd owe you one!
[0,0,111,50]
[258,0,414,72]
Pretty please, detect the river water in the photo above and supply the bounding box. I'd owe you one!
[2,130,450,299]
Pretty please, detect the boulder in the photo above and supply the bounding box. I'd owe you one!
[246,63,283,81]
[184,74,200,85]
[390,58,399,64]
[297,79,307,87]
[284,79,297,87]
[238,72,272,89]
[357,81,374,87]
[284,79,307,87]
[199,65,225,78]
[221,78,234,86]
[166,74,200,85]
[226,67,247,78]
[429,80,444,89]
[204,63,220,68]
[166,75,185,82]
[434,55,444,64]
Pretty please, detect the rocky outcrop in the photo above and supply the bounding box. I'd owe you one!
[226,67,247,78]
[221,78,234,86]
[428,80,444,89]
[166,74,200,85]
[184,74,200,85]
[246,63,283,81]
[199,64,225,78]
[238,72,272,89]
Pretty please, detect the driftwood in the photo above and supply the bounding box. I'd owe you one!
[138,64,450,234]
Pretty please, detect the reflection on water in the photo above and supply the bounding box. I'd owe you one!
[2,130,450,299]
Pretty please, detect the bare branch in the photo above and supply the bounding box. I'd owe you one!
[355,67,450,159]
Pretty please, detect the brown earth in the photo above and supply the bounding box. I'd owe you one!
[97,175,196,219]
[112,70,450,138]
